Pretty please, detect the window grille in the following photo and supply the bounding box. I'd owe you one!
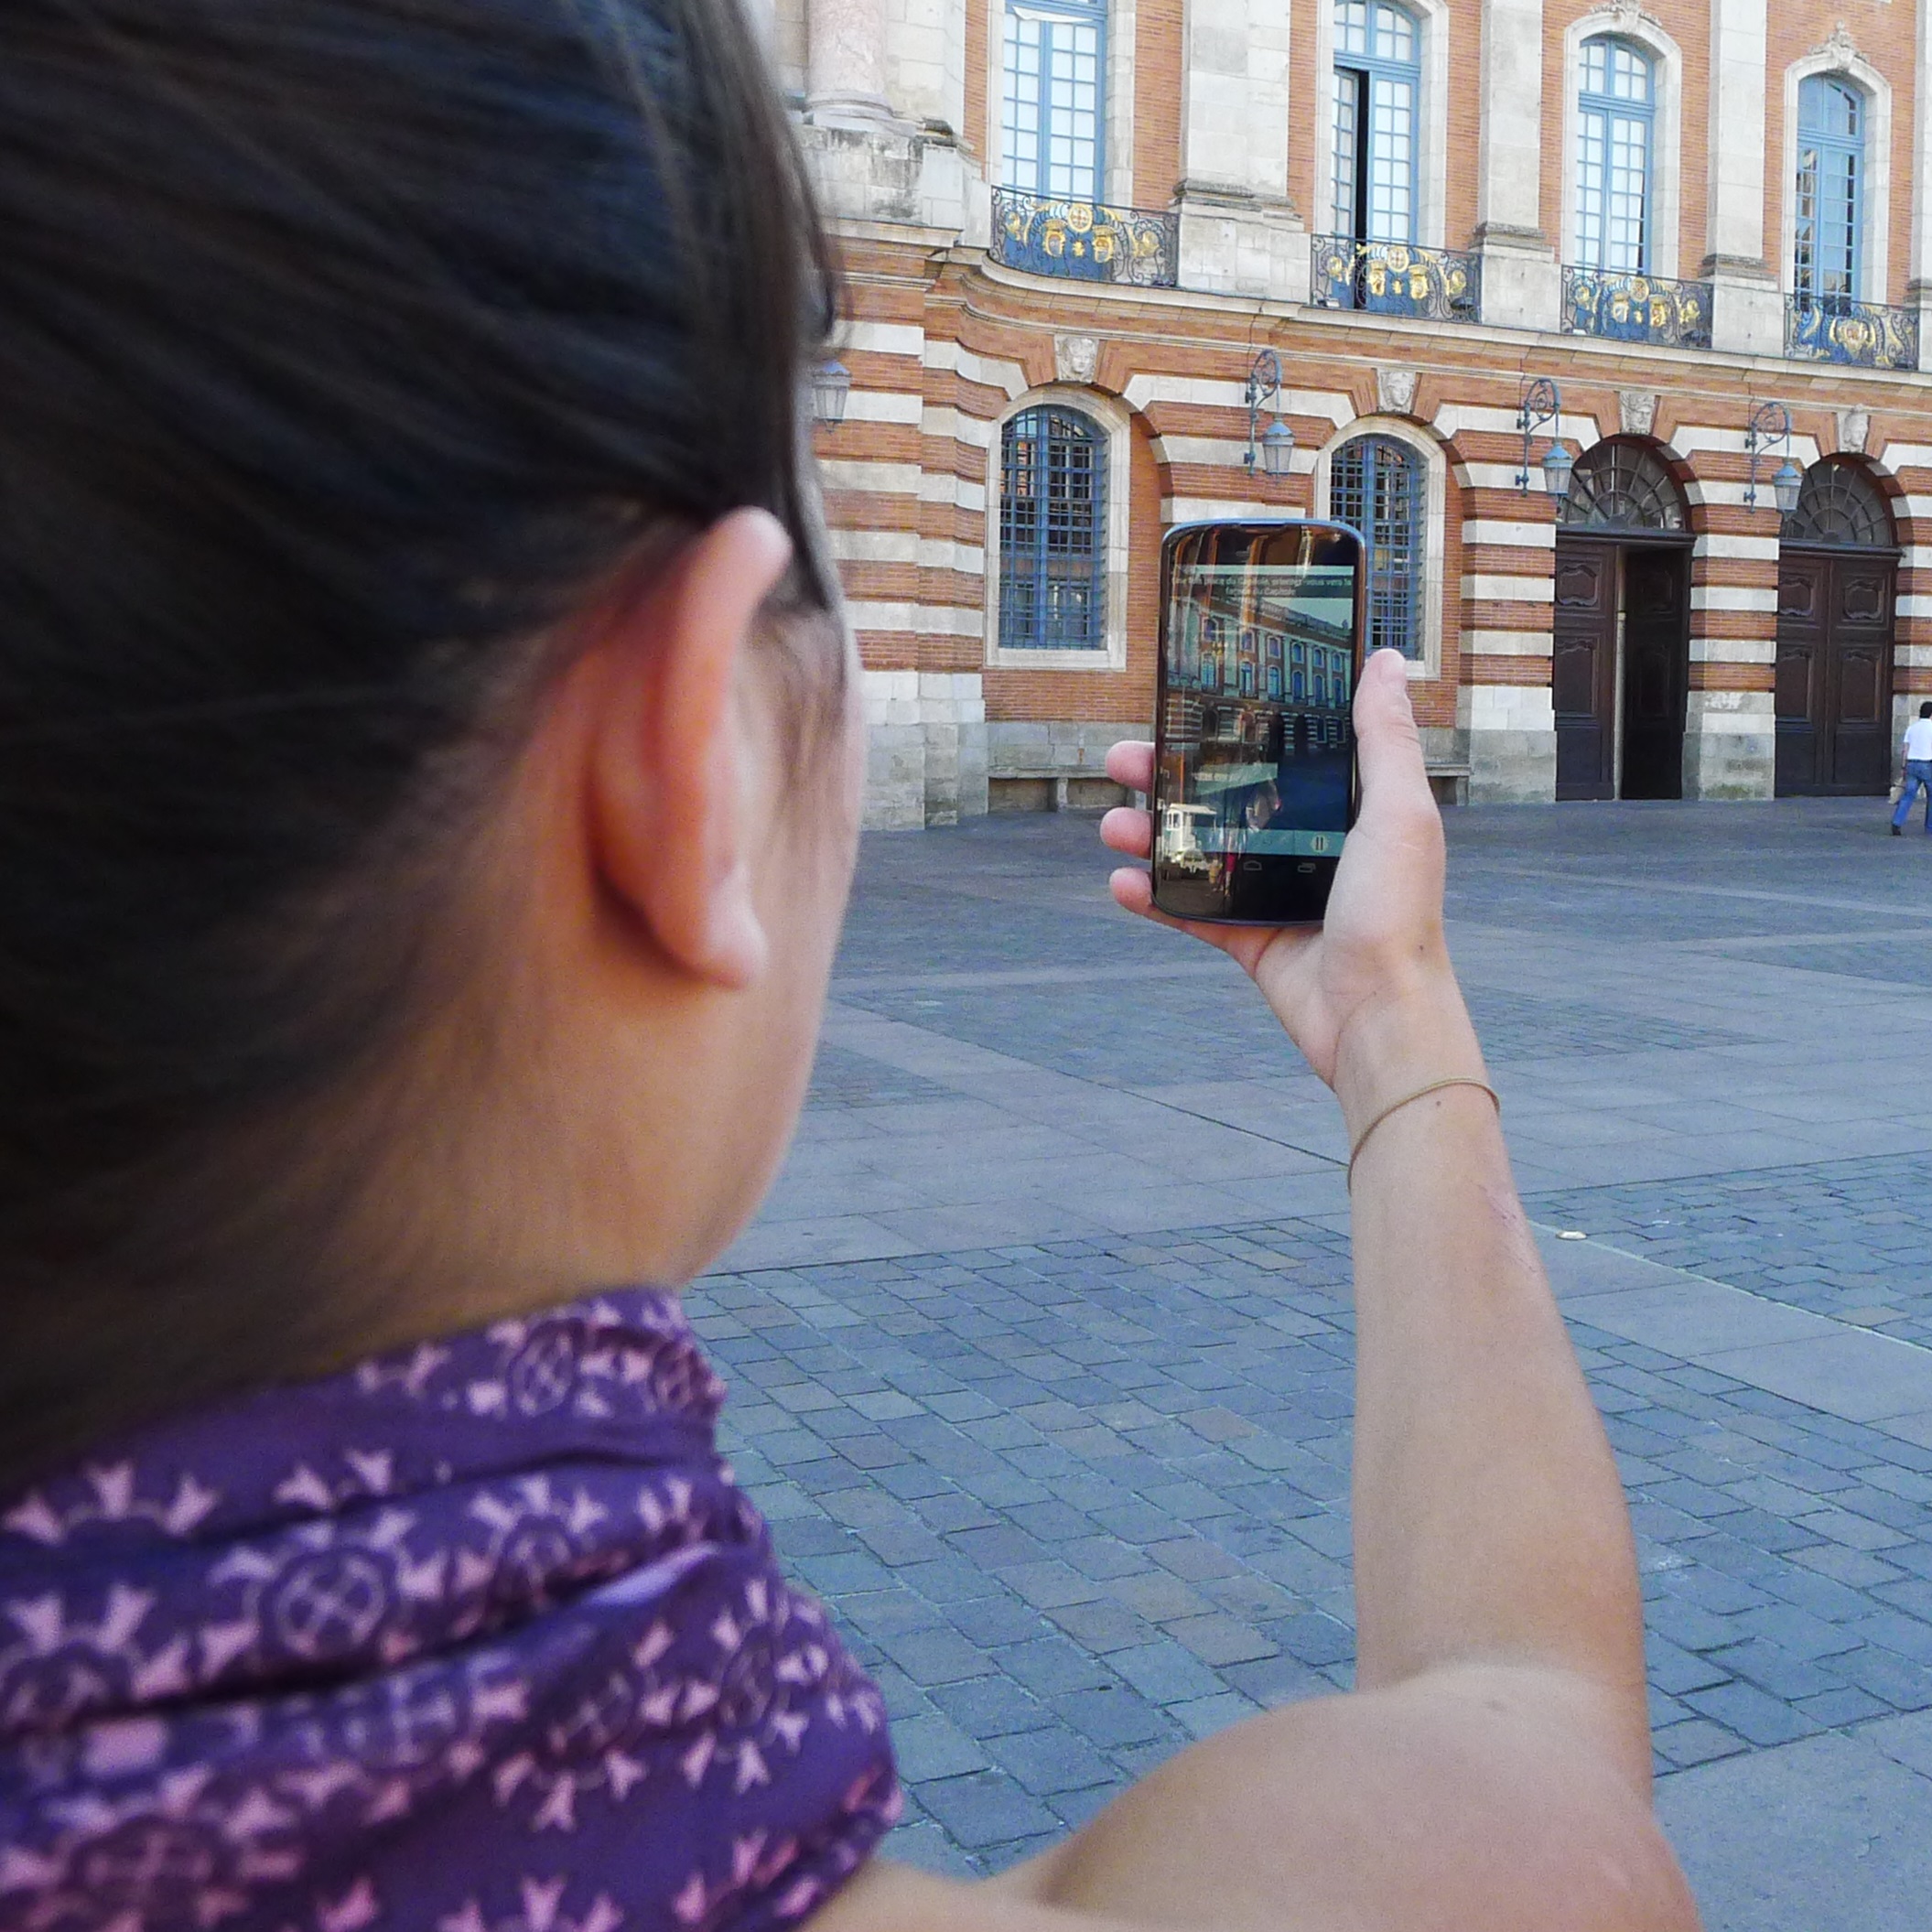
[1330,436,1422,658]
[1003,0,1106,200]
[999,406,1106,649]
[1333,0,1420,243]
[1782,459,1893,547]
[1576,37,1654,273]
[1795,76,1865,308]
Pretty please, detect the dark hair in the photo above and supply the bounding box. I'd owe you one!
[0,0,838,1479]
[1919,703,1930,719]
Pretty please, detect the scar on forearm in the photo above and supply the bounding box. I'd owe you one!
[1479,1180,1542,1271]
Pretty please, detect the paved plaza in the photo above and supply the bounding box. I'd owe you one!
[694,797,1932,1931]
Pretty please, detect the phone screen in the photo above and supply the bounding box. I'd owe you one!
[1152,520,1364,924]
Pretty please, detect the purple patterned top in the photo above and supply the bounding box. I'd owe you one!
[0,1290,900,1932]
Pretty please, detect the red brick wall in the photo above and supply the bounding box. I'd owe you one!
[964,0,988,163]
[1134,0,1185,209]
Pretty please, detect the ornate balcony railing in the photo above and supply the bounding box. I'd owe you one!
[989,189,1179,288]
[1311,236,1480,321]
[1562,267,1712,349]
[1786,294,1919,370]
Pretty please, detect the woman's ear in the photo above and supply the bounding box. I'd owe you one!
[588,508,794,988]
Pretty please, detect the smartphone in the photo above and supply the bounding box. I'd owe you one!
[1151,519,1365,924]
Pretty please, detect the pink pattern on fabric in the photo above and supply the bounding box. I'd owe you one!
[0,1292,900,1932]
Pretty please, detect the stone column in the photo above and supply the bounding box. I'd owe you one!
[806,0,893,124]
[1704,0,1782,354]
[1173,0,1305,301]
[1473,0,1560,331]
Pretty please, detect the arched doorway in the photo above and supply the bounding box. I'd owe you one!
[1775,459,1898,796]
[1552,439,1693,800]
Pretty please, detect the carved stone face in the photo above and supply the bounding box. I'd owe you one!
[1617,390,1658,438]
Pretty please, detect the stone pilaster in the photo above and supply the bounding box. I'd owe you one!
[1173,0,1303,300]
[1473,0,1559,332]
[1704,0,1783,356]
[1913,0,1932,364]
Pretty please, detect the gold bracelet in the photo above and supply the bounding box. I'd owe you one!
[1345,1076,1500,1190]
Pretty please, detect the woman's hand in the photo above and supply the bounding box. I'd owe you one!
[1100,649,1479,1123]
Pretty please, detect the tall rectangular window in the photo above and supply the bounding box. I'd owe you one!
[1576,37,1654,272]
[1796,75,1865,308]
[1333,1,1419,243]
[1003,3,1104,201]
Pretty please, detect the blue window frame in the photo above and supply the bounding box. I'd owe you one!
[1003,0,1106,200]
[1333,0,1420,243]
[998,406,1106,651]
[1796,76,1865,307]
[1576,37,1654,272]
[1330,436,1423,660]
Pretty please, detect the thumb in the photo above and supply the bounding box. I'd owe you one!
[1351,648,1433,818]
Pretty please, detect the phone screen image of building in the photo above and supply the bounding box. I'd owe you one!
[1160,557,1355,866]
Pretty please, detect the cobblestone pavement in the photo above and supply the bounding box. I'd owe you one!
[701,799,1932,1929]
[1535,1156,1932,1345]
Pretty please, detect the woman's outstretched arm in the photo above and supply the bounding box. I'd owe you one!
[815,652,1696,1932]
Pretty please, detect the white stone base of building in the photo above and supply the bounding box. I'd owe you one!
[987,720,1140,813]
[1461,683,1558,803]
[1683,691,1775,799]
[860,671,988,830]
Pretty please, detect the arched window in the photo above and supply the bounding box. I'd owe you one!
[1560,439,1686,531]
[1002,0,1106,201]
[998,405,1106,650]
[1783,459,1893,547]
[1576,37,1654,272]
[1333,1,1420,243]
[1796,76,1865,309]
[1330,436,1422,659]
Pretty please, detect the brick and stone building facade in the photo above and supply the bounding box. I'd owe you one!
[761,0,1932,824]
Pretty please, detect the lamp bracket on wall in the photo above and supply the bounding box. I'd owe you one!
[1743,401,1803,514]
[1245,350,1295,477]
[1515,377,1573,501]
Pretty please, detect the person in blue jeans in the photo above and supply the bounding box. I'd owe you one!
[1894,701,1932,834]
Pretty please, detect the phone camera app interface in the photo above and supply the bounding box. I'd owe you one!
[1156,525,1357,919]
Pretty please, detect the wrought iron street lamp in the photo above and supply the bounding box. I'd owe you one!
[1516,377,1571,500]
[1245,351,1295,476]
[810,359,853,427]
[1743,401,1801,513]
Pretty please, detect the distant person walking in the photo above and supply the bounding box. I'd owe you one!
[1892,700,1932,835]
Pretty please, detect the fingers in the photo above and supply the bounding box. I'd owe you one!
[1100,805,1150,858]
[1108,864,1205,939]
[1108,865,1183,927]
[1110,865,1286,965]
[1105,739,1154,792]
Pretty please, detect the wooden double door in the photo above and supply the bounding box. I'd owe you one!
[1553,536,1691,801]
[1775,547,1896,795]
